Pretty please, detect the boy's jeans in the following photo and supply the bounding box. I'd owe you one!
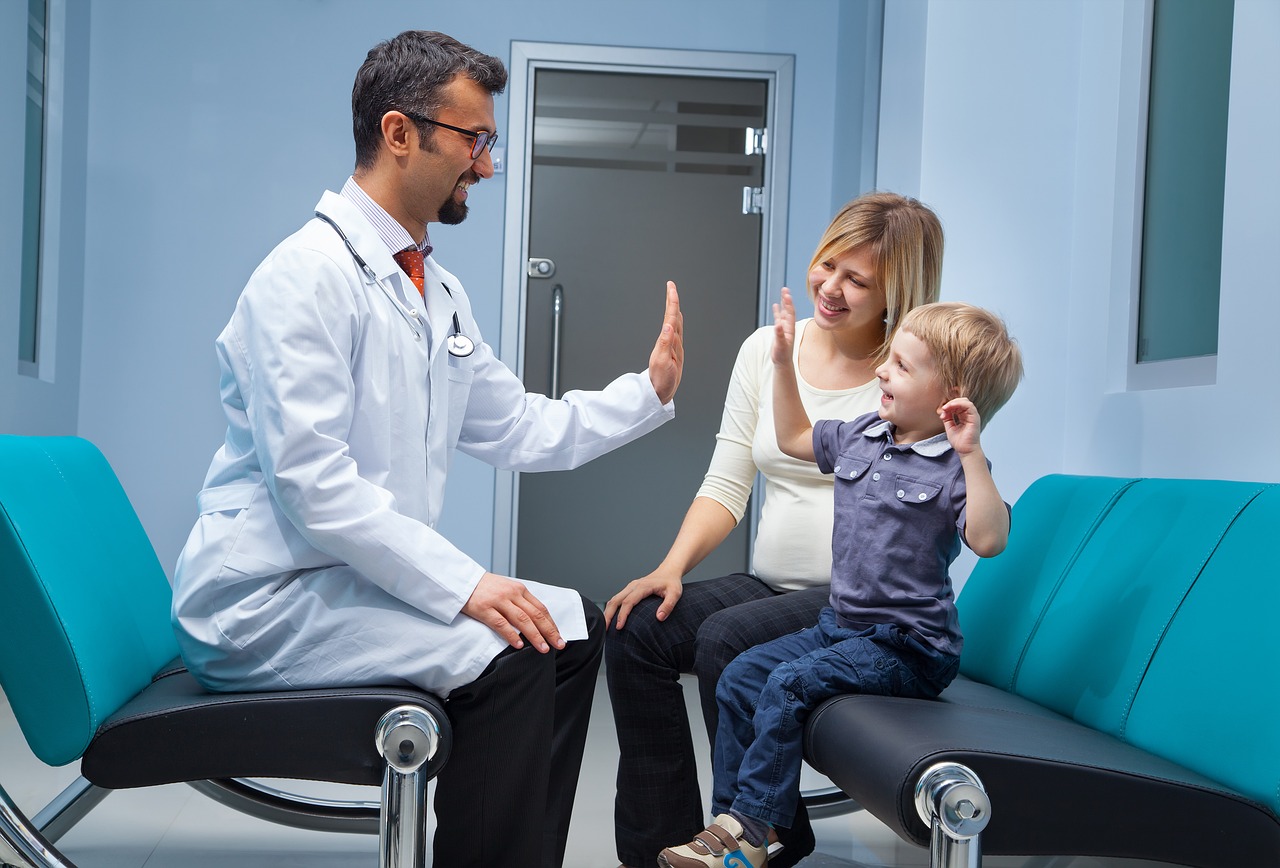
[712,607,959,827]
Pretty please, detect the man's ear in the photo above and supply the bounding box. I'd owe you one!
[380,111,415,158]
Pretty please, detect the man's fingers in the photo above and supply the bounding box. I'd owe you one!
[485,611,524,650]
[649,282,684,404]
[511,590,563,652]
[465,574,565,653]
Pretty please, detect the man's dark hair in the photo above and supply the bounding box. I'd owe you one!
[352,30,507,170]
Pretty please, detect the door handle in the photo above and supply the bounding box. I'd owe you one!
[550,284,564,399]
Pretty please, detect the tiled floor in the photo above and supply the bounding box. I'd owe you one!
[1,676,1174,867]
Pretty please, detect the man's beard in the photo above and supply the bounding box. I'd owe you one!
[438,196,469,225]
[438,171,477,225]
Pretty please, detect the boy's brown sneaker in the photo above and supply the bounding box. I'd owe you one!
[657,813,768,868]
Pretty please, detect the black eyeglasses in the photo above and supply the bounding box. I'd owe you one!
[402,111,499,160]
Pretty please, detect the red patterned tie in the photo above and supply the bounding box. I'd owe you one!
[393,246,425,296]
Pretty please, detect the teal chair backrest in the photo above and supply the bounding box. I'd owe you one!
[957,474,1137,690]
[0,435,179,766]
[958,474,1280,816]
[1123,483,1280,816]
[1012,478,1263,729]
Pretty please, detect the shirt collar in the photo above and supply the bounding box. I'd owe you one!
[863,419,953,457]
[340,176,433,258]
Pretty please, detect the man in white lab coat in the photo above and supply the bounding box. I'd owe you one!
[170,30,683,868]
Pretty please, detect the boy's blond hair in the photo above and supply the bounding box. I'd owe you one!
[899,302,1023,425]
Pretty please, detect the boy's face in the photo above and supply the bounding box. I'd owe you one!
[874,330,955,443]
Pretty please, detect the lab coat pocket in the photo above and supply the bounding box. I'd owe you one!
[445,364,474,450]
[196,483,256,515]
[205,483,289,582]
[886,474,942,507]
[219,550,306,646]
[191,484,257,585]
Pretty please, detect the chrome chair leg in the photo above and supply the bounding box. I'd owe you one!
[32,778,109,845]
[914,762,991,868]
[800,784,861,819]
[0,781,76,868]
[376,705,441,868]
[187,779,380,835]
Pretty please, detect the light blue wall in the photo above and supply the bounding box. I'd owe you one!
[0,3,25,411]
[0,0,90,436]
[879,0,1280,503]
[10,0,1277,584]
[66,0,870,575]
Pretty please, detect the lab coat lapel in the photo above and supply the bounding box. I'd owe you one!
[313,191,405,288]
[421,259,458,362]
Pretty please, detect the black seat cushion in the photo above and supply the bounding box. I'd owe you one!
[804,676,1280,868]
[82,664,451,789]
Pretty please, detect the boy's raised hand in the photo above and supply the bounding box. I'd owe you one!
[943,396,1008,558]
[771,286,797,367]
[940,397,983,455]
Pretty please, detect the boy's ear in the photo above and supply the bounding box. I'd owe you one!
[935,384,963,415]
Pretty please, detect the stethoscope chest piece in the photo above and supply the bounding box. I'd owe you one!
[447,330,475,357]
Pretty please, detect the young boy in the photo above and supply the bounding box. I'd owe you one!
[658,293,1024,868]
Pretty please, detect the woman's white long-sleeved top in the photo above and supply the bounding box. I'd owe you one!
[171,191,673,696]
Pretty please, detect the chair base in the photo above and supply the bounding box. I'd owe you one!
[800,785,860,820]
[0,780,76,868]
[189,779,380,835]
[3,681,449,868]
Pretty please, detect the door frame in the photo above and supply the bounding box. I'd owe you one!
[492,41,795,575]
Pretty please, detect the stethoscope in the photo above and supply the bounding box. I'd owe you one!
[315,211,475,357]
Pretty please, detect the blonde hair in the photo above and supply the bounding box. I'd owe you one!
[807,192,944,363]
[899,302,1023,425]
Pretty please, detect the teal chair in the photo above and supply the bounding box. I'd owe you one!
[0,435,452,868]
[805,475,1280,867]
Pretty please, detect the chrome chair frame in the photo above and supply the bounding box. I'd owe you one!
[0,435,451,868]
[1,702,443,868]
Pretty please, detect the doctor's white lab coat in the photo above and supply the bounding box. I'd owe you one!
[171,191,673,696]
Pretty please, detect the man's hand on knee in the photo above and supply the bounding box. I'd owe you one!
[464,572,565,652]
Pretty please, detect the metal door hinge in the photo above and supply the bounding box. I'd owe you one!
[745,126,768,156]
[742,186,765,215]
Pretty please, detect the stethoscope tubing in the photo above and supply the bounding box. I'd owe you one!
[315,210,475,356]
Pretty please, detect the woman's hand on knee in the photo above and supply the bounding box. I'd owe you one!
[605,569,683,629]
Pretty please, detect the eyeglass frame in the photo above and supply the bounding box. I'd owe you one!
[401,111,499,160]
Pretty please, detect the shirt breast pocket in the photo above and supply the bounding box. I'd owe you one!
[831,455,871,482]
[888,473,942,506]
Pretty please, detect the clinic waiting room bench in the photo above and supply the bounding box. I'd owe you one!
[0,435,452,868]
[805,474,1280,868]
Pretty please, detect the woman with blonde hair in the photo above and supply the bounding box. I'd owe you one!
[605,192,944,868]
